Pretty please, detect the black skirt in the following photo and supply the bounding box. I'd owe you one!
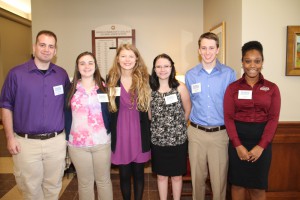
[151,141,188,176]
[228,121,271,189]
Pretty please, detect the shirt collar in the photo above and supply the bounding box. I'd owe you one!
[27,59,56,73]
[196,59,222,75]
[239,73,265,85]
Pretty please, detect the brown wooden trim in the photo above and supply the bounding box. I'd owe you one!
[0,7,31,27]
[273,121,300,143]
[92,30,95,56]
[277,121,300,131]
[267,191,300,198]
[267,121,300,199]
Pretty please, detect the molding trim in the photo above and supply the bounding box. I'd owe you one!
[267,121,300,200]
[267,192,300,199]
[0,7,31,27]
[273,121,300,143]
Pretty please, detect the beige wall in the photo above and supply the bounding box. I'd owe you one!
[31,0,300,121]
[203,0,300,121]
[203,0,242,74]
[31,0,203,76]
[0,8,32,90]
[242,0,300,120]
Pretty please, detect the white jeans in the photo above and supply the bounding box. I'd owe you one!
[68,143,113,200]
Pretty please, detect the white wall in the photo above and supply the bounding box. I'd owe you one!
[31,0,203,75]
[242,0,300,120]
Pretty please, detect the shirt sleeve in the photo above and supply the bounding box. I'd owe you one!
[258,84,281,148]
[230,69,237,83]
[64,71,71,88]
[224,84,242,147]
[185,73,191,93]
[0,70,16,111]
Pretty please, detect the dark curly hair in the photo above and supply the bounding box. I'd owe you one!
[150,53,179,91]
[242,41,264,61]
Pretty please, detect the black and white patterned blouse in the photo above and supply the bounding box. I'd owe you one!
[150,88,187,146]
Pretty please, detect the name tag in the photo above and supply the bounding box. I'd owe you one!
[191,83,201,93]
[53,85,64,96]
[97,94,109,102]
[110,87,121,96]
[238,90,252,99]
[164,94,178,105]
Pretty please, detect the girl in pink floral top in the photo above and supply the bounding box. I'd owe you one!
[65,52,112,200]
[69,81,110,147]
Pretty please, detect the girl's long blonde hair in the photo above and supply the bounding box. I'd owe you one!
[107,44,150,112]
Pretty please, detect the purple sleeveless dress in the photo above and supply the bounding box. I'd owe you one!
[111,83,151,165]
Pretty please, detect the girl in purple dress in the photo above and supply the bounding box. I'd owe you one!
[107,44,151,200]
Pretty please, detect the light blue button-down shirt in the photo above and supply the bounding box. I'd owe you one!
[185,60,236,126]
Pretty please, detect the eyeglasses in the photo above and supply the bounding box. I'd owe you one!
[155,65,171,69]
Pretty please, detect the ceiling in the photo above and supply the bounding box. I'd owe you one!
[0,0,31,19]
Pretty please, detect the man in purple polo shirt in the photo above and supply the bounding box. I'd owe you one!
[0,30,70,200]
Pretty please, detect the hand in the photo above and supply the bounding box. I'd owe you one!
[236,145,250,161]
[248,145,264,162]
[7,137,21,155]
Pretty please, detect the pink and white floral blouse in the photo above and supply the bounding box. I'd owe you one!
[68,81,111,147]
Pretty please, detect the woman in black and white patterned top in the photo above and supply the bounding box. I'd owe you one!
[149,53,191,200]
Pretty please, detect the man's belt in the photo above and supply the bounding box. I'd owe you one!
[16,130,63,140]
[190,122,226,132]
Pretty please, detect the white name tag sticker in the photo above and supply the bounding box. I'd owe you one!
[110,87,121,96]
[238,90,252,99]
[97,94,109,102]
[53,85,64,96]
[191,83,201,93]
[164,94,178,105]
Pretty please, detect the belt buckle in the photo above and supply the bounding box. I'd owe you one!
[206,126,219,132]
[206,127,213,132]
[39,133,48,140]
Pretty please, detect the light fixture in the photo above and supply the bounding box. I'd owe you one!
[1,0,31,13]
[0,0,31,20]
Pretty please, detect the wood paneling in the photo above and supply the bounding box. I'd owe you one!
[0,8,32,91]
[267,121,300,199]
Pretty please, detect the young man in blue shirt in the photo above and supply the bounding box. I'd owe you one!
[185,32,236,200]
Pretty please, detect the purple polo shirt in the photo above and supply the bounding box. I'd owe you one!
[0,59,70,134]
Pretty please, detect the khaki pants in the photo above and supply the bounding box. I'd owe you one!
[188,126,229,200]
[13,133,66,200]
[68,143,113,200]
